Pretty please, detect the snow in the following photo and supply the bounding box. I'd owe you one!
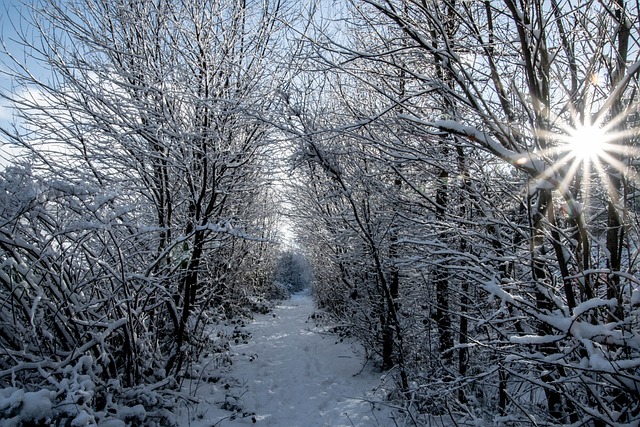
[71,411,95,426]
[179,291,394,427]
[572,297,617,318]
[0,388,55,426]
[510,334,564,345]
[117,404,147,424]
[398,115,547,174]
[20,389,55,421]
[632,288,640,306]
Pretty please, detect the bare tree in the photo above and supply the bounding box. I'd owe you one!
[0,0,290,422]
[284,0,640,423]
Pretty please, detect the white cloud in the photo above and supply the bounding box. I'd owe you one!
[0,142,25,170]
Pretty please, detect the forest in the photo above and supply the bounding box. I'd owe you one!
[1,0,639,425]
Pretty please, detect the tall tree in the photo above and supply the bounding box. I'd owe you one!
[0,0,289,421]
[286,0,640,423]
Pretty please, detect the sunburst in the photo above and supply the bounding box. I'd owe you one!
[533,98,638,212]
[562,123,610,162]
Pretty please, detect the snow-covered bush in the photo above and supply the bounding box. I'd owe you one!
[0,355,177,426]
[1,0,289,422]
[0,163,278,424]
[0,165,177,424]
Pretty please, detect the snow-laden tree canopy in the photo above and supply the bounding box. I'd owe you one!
[1,0,639,426]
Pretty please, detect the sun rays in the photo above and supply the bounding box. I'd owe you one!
[562,122,609,162]
[530,95,639,213]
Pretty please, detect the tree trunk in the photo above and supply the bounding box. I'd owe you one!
[434,166,453,362]
[530,188,564,421]
[457,145,470,402]
[166,228,205,376]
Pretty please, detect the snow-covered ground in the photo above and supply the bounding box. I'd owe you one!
[179,291,396,427]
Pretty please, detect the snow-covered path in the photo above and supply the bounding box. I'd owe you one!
[181,292,394,427]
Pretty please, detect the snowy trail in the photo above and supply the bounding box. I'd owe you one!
[181,292,394,427]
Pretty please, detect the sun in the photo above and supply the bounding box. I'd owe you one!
[564,124,609,162]
[534,111,636,209]
[528,78,640,216]
[554,117,631,176]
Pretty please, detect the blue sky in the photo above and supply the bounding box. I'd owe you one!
[0,0,33,163]
[1,0,30,93]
